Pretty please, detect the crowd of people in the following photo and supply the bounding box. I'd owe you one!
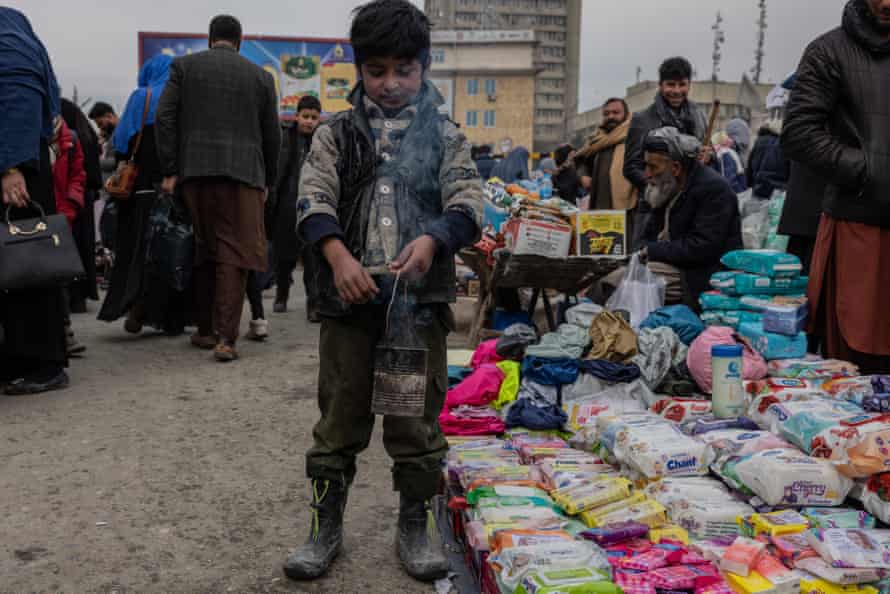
[1,0,888,585]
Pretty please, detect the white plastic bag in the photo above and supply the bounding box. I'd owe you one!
[606,253,665,328]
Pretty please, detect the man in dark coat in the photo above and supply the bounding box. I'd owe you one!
[473,144,496,180]
[781,0,890,373]
[156,14,280,362]
[623,57,710,250]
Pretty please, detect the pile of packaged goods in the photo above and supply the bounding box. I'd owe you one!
[701,250,809,362]
[440,280,890,594]
[476,177,628,260]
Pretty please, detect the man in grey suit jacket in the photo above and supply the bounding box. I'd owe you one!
[156,14,280,362]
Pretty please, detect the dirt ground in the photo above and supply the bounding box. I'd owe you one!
[0,288,469,594]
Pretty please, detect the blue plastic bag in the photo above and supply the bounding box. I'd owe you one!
[639,305,705,345]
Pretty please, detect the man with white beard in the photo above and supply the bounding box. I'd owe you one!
[597,127,742,308]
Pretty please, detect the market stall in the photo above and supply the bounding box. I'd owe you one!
[436,238,890,594]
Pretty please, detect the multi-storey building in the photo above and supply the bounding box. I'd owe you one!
[425,0,582,154]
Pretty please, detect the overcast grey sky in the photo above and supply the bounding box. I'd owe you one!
[8,0,843,115]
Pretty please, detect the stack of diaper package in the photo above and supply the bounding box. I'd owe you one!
[702,250,809,361]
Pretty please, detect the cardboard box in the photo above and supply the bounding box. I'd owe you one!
[574,210,627,257]
[504,217,573,258]
[468,279,481,298]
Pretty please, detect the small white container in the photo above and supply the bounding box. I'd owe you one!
[711,344,745,418]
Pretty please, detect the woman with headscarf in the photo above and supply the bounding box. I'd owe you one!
[0,8,70,394]
[61,98,101,312]
[712,128,748,194]
[490,146,530,184]
[98,54,189,335]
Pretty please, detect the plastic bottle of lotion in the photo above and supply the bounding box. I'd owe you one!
[712,344,745,418]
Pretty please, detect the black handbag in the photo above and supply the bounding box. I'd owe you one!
[145,192,194,292]
[0,202,85,290]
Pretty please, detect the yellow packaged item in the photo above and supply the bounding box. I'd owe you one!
[748,510,810,537]
[589,499,667,529]
[650,524,689,545]
[577,492,647,526]
[551,478,632,515]
[799,575,880,594]
[725,570,778,594]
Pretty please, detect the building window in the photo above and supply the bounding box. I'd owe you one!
[484,79,497,97]
[467,78,479,96]
[431,49,445,64]
[466,110,478,128]
[483,110,496,128]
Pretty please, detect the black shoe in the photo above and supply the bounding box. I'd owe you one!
[307,308,322,324]
[273,300,287,314]
[283,480,346,580]
[274,288,289,313]
[396,495,449,582]
[5,370,69,396]
[69,299,88,314]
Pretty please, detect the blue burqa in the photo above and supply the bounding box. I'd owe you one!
[112,54,173,155]
[490,146,530,184]
[0,8,60,172]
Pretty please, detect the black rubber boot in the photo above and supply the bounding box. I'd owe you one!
[397,495,449,582]
[283,480,346,580]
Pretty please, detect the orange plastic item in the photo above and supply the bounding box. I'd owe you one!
[506,184,529,196]
[492,529,573,553]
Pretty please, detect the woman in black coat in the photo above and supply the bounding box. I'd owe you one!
[0,8,69,394]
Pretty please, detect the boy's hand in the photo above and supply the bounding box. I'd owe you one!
[390,235,437,281]
[321,238,379,304]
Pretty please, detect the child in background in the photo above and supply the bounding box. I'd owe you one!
[285,0,483,583]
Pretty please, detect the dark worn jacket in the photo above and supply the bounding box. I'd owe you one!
[645,162,743,303]
[297,82,483,316]
[781,0,890,227]
[155,45,280,190]
[748,122,791,199]
[779,162,827,238]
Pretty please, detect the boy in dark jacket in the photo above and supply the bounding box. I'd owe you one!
[285,0,483,583]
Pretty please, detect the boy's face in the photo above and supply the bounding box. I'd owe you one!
[296,108,321,135]
[359,56,424,111]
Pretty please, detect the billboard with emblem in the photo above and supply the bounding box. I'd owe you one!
[138,32,357,119]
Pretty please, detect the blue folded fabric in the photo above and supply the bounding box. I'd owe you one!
[505,398,567,430]
[448,365,472,388]
[521,356,580,386]
[639,305,705,345]
[577,359,642,383]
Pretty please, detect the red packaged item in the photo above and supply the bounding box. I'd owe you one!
[695,576,736,594]
[615,570,657,594]
[649,564,721,590]
[619,548,673,571]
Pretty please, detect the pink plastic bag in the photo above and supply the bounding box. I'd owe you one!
[686,326,767,393]
[445,364,505,408]
[471,339,503,369]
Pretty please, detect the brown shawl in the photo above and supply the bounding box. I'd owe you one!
[576,119,637,210]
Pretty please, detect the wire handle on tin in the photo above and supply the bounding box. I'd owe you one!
[384,270,403,337]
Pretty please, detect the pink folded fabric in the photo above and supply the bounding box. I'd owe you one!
[471,339,503,369]
[438,405,506,436]
[445,364,505,408]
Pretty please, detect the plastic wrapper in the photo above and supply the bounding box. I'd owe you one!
[682,416,761,436]
[745,377,825,398]
[738,321,807,361]
[768,357,860,380]
[701,309,764,330]
[732,449,853,506]
[650,525,690,545]
[710,271,809,296]
[721,537,767,576]
[581,498,667,529]
[492,528,574,553]
[563,383,647,430]
[617,547,673,571]
[614,569,657,594]
[698,429,794,460]
[580,521,650,547]
[651,398,713,423]
[515,567,619,594]
[747,392,817,430]
[802,508,876,530]
[551,477,632,515]
[490,540,611,592]
[806,529,890,569]
[725,570,799,594]
[649,564,721,589]
[771,532,816,563]
[800,574,880,594]
[755,553,803,592]
[795,557,886,585]
[762,302,809,336]
[721,249,803,278]
[757,396,863,441]
[645,477,733,508]
[700,291,743,311]
[596,412,711,479]
[742,510,810,537]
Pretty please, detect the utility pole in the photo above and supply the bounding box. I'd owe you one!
[711,11,725,83]
[752,0,767,84]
